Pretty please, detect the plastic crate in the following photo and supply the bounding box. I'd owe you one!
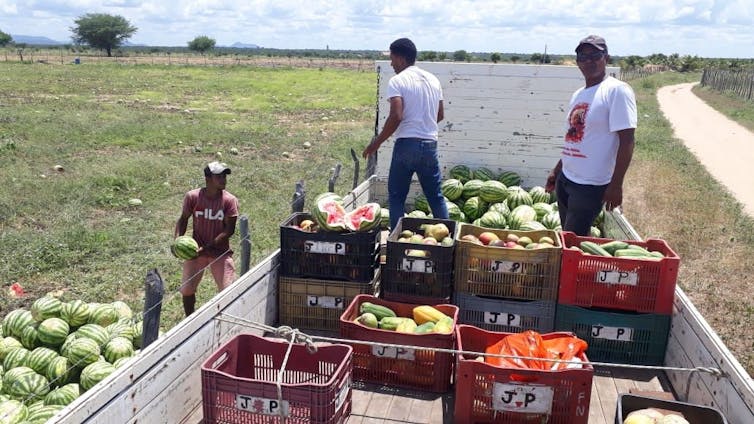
[382,217,458,304]
[201,333,352,424]
[559,231,680,314]
[555,304,671,365]
[616,394,728,424]
[454,325,593,424]
[454,224,561,302]
[278,271,380,331]
[339,294,458,393]
[280,212,379,283]
[453,292,555,333]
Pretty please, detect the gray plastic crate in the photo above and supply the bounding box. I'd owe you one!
[453,292,555,333]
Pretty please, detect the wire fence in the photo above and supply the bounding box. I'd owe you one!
[701,68,754,101]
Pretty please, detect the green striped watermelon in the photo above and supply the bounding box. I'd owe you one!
[4,370,50,401]
[479,180,508,203]
[498,170,522,187]
[412,194,429,213]
[20,325,40,350]
[111,301,133,322]
[478,211,507,229]
[27,348,58,376]
[474,167,497,181]
[30,296,63,323]
[3,347,30,370]
[0,337,23,362]
[532,202,554,220]
[520,221,547,231]
[446,201,463,222]
[171,235,199,260]
[44,383,80,406]
[541,211,561,230]
[550,202,559,212]
[461,179,484,199]
[60,300,91,328]
[462,196,488,222]
[103,337,134,363]
[26,399,44,416]
[26,404,64,422]
[379,208,390,230]
[3,309,34,339]
[488,202,511,217]
[131,322,143,349]
[529,186,550,204]
[113,356,132,368]
[37,318,70,347]
[80,361,116,391]
[508,205,538,230]
[3,367,35,389]
[46,356,76,387]
[440,179,464,201]
[0,399,27,423]
[63,338,100,368]
[448,165,474,183]
[107,321,135,343]
[88,304,119,328]
[407,210,427,218]
[75,324,109,348]
[590,226,602,238]
[312,194,347,232]
[506,188,533,210]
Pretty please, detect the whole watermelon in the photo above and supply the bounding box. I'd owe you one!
[27,347,58,375]
[60,300,91,328]
[103,337,134,363]
[448,164,474,183]
[31,296,63,323]
[440,179,464,201]
[37,318,70,347]
[80,361,116,391]
[171,235,199,260]
[0,399,27,423]
[44,383,80,406]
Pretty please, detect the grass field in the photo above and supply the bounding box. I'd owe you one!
[1,63,753,376]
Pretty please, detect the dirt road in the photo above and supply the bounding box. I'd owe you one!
[657,83,754,216]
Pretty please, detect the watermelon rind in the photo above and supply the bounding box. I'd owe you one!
[80,361,116,391]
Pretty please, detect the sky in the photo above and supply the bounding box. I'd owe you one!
[0,0,752,58]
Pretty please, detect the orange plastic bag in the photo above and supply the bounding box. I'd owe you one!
[485,330,588,370]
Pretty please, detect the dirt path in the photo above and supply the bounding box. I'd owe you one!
[657,83,754,216]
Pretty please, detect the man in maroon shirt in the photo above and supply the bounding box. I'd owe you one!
[175,161,239,316]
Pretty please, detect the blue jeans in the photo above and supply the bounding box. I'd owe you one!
[388,138,448,230]
[555,173,607,236]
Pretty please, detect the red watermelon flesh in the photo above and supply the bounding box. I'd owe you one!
[315,199,347,231]
[344,203,381,231]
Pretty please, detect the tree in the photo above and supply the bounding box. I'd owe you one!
[0,29,12,47]
[419,50,437,61]
[510,55,520,63]
[453,50,468,62]
[188,35,216,54]
[70,13,137,57]
[490,52,501,63]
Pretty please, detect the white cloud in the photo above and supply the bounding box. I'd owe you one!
[0,0,752,57]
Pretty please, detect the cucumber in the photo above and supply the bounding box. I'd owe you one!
[599,240,629,255]
[379,317,407,331]
[580,241,613,257]
[614,249,662,260]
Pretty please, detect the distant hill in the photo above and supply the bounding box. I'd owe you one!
[11,35,66,45]
[229,42,260,49]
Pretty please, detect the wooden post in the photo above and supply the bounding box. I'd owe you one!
[291,180,305,213]
[328,163,342,192]
[239,215,251,275]
[350,148,360,189]
[142,269,164,349]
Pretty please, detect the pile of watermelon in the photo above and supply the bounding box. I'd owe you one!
[0,294,144,422]
[407,165,603,236]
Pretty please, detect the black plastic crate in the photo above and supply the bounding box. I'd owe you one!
[616,394,727,424]
[382,217,457,304]
[453,292,555,333]
[280,212,380,283]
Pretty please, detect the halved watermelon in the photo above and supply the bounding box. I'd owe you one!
[344,203,381,232]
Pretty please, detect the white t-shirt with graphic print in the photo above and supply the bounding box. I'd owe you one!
[387,65,443,141]
[561,76,637,185]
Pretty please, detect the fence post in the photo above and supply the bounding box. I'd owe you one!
[291,180,305,213]
[328,163,342,192]
[141,269,164,349]
[239,215,251,275]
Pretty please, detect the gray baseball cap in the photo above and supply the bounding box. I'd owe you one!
[576,35,607,52]
[205,161,231,176]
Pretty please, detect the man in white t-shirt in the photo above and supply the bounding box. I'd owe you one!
[545,35,637,236]
[362,38,448,230]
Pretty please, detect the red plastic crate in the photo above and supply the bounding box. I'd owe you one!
[455,325,593,424]
[559,231,680,314]
[201,333,352,424]
[339,294,458,393]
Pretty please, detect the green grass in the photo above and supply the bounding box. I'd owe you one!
[624,71,754,374]
[0,62,375,327]
[692,84,754,133]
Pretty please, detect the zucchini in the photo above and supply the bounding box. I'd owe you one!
[580,241,612,257]
[379,317,407,331]
[614,249,662,260]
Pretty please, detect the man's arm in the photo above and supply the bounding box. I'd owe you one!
[205,216,238,252]
[362,96,403,158]
[437,100,444,123]
[545,159,563,193]
[603,128,635,210]
[174,211,190,238]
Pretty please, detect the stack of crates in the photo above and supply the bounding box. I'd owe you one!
[453,224,562,334]
[278,212,380,331]
[555,231,680,365]
[381,217,458,304]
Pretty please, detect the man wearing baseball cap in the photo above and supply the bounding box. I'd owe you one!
[174,161,239,316]
[545,35,637,236]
